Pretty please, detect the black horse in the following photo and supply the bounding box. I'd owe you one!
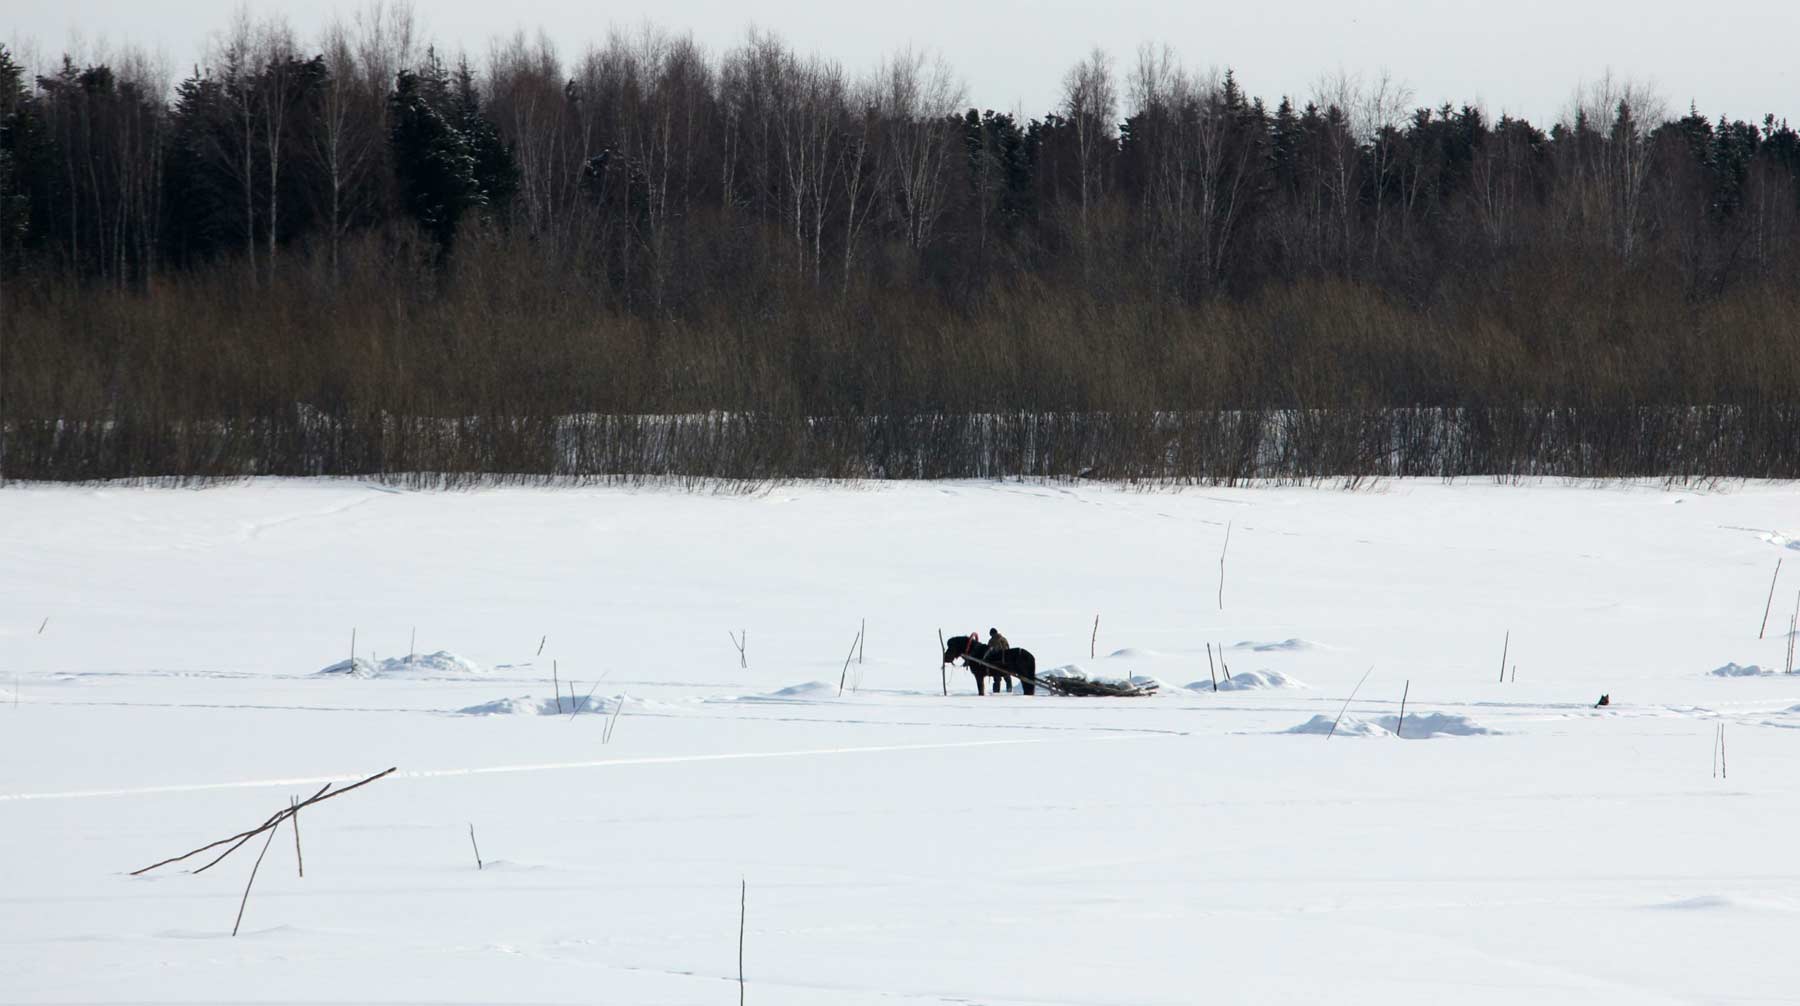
[942,633,1038,696]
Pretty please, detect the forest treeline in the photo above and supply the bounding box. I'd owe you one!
[2,6,1799,483]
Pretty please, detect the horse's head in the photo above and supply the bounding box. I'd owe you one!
[942,632,979,665]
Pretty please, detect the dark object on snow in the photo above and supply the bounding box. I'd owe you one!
[1034,673,1159,698]
[944,633,1037,696]
[1595,693,1610,707]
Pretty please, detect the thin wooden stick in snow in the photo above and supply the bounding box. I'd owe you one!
[350,627,356,668]
[1091,615,1099,659]
[537,634,547,657]
[1498,630,1509,683]
[604,695,626,744]
[409,626,416,665]
[553,659,563,715]
[837,632,859,696]
[1327,666,1375,740]
[858,618,865,664]
[1206,643,1218,692]
[730,630,747,668]
[1720,723,1727,779]
[1713,723,1722,778]
[1760,558,1783,638]
[290,795,303,878]
[1218,521,1232,610]
[937,630,947,697]
[231,819,281,937]
[469,823,483,870]
[1396,679,1410,738]
[571,679,603,720]
[37,616,48,635]
[739,878,747,1006]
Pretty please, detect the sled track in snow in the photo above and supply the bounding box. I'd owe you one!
[0,733,1162,803]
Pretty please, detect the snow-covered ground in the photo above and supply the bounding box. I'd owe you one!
[4,477,1800,1003]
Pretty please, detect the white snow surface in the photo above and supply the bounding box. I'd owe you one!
[6,477,1800,1003]
[1709,661,1774,677]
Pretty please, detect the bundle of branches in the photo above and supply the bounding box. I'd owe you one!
[131,766,396,935]
[1037,675,1160,698]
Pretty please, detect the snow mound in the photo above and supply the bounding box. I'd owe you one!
[1104,647,1160,659]
[1285,714,1385,737]
[1709,662,1773,678]
[1759,531,1800,551]
[1378,712,1495,738]
[317,650,484,679]
[1285,711,1494,739]
[736,681,837,702]
[458,694,613,716]
[1189,669,1308,691]
[1232,638,1317,653]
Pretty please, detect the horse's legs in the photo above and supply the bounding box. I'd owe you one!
[971,670,985,696]
[1003,674,1013,693]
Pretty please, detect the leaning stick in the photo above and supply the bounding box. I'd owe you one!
[1206,643,1218,692]
[133,769,396,876]
[1091,615,1099,659]
[1396,679,1410,738]
[469,823,484,870]
[837,632,858,697]
[231,819,281,937]
[553,659,563,715]
[1760,558,1782,639]
[537,634,547,657]
[1498,631,1510,683]
[1327,666,1375,740]
[571,679,604,721]
[738,878,747,1006]
[604,695,626,743]
[859,619,865,664]
[37,617,48,635]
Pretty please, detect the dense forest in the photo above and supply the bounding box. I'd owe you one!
[3,6,1799,483]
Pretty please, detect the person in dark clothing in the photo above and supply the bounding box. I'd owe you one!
[987,628,1010,657]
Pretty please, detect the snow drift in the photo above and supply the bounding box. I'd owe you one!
[317,650,484,679]
[1285,711,1494,739]
[1187,669,1307,691]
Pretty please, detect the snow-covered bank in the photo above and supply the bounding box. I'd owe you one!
[5,478,1800,1003]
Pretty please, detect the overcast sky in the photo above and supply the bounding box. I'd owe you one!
[7,0,1797,126]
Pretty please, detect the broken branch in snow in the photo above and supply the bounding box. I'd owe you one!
[1091,614,1099,659]
[132,768,396,876]
[730,630,747,668]
[1499,630,1510,684]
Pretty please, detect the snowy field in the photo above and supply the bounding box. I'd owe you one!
[4,478,1800,1004]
